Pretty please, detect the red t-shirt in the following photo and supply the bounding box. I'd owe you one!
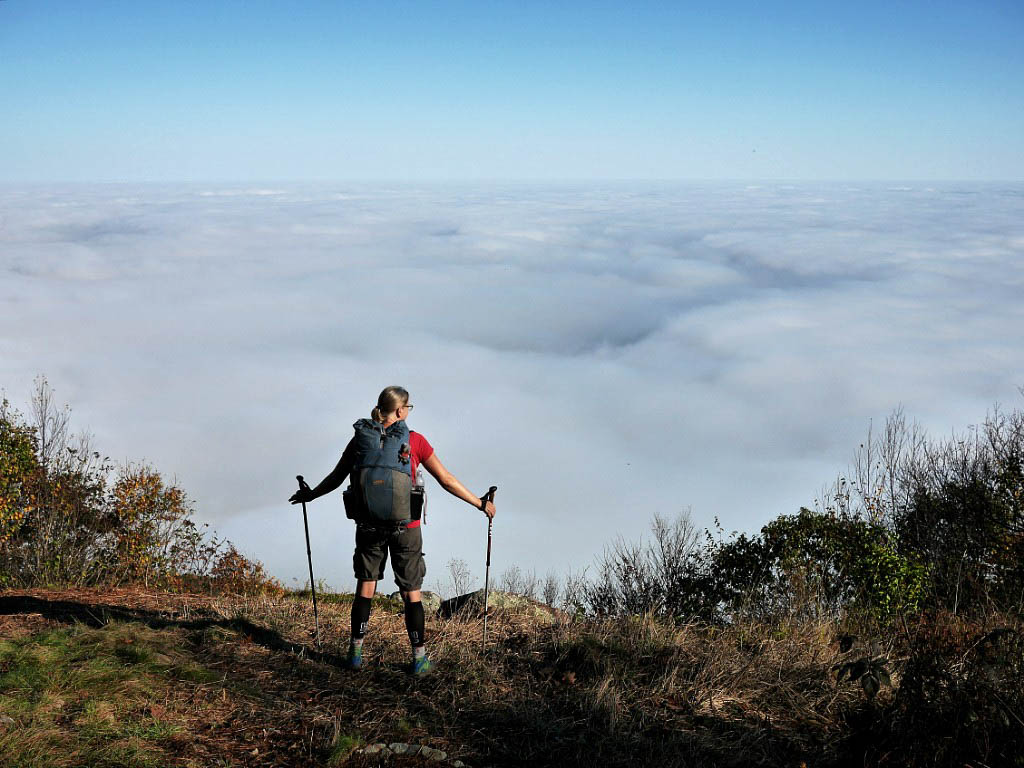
[409,430,434,482]
[407,431,433,528]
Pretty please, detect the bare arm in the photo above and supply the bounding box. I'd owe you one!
[309,454,350,499]
[422,452,496,519]
[289,441,355,504]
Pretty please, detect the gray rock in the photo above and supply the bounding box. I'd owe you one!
[452,761,466,768]
[422,747,448,761]
[363,743,386,754]
[0,715,14,728]
[389,742,409,755]
[439,589,562,624]
[388,591,442,615]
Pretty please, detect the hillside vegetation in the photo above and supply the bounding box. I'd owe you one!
[2,586,1018,768]
[2,380,1023,766]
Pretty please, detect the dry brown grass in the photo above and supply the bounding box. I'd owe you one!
[1,587,1020,767]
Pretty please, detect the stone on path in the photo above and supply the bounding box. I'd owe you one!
[361,741,457,764]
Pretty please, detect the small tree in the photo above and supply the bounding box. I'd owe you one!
[446,557,473,597]
[542,570,561,606]
[0,398,39,585]
[1,379,113,585]
[104,463,204,588]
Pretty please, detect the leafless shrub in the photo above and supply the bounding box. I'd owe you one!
[562,568,588,616]
[446,557,474,597]
[584,511,702,619]
[499,564,539,599]
[542,571,561,606]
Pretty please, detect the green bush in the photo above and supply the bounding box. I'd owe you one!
[586,402,1023,625]
[842,405,1024,614]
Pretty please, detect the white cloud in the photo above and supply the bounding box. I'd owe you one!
[2,182,1022,592]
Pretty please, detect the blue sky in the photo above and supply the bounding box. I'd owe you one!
[2,0,1022,181]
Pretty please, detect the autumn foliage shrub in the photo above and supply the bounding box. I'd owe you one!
[0,401,37,554]
[0,378,279,595]
[208,544,284,597]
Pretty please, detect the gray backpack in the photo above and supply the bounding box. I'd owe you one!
[343,419,413,524]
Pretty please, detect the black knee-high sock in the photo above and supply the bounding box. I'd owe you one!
[351,595,372,640]
[404,601,425,648]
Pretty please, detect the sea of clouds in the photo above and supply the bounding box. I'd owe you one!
[2,182,1022,594]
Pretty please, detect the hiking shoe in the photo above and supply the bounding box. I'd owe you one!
[343,645,363,670]
[410,654,433,677]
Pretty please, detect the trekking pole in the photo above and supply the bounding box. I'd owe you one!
[296,475,321,649]
[481,486,498,649]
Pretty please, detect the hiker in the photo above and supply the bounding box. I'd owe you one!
[289,386,496,675]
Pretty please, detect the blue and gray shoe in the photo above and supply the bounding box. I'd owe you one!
[343,644,363,670]
[410,653,433,676]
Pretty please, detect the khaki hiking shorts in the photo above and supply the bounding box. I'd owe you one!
[353,524,426,592]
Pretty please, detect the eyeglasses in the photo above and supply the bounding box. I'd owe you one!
[401,404,414,411]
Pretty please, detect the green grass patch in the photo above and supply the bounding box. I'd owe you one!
[327,731,363,765]
[173,661,220,684]
[285,588,354,606]
[0,620,220,768]
[114,643,155,665]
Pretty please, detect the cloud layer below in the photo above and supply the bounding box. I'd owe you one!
[2,182,1022,592]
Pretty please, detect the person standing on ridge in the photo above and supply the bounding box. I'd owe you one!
[289,386,496,675]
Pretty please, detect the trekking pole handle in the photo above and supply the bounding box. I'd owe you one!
[484,487,496,565]
[481,485,497,508]
[297,475,312,493]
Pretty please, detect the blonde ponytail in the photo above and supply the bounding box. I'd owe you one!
[371,386,409,422]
